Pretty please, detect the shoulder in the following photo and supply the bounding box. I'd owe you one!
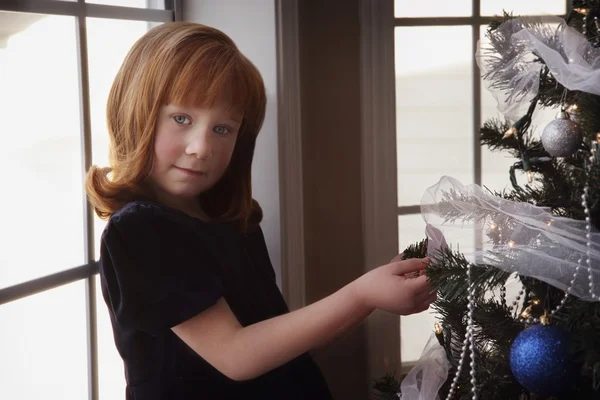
[104,200,195,241]
[99,201,216,278]
[111,200,177,223]
[98,203,225,335]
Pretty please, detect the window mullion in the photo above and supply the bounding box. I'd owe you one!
[74,1,99,399]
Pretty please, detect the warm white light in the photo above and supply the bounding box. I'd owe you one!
[503,127,517,139]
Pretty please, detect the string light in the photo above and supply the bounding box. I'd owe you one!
[503,126,517,139]
[526,170,533,184]
[503,115,529,139]
[520,305,532,319]
[574,7,590,15]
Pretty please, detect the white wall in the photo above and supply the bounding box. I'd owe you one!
[183,0,281,286]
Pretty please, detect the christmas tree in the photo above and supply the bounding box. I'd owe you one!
[375,2,600,399]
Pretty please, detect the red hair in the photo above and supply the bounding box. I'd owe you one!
[85,22,266,231]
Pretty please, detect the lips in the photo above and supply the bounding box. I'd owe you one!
[174,166,206,176]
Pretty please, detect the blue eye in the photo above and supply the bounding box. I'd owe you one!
[213,126,231,135]
[173,115,191,125]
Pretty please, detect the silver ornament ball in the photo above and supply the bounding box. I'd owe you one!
[541,111,583,157]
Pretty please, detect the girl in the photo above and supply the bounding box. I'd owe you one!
[86,22,435,400]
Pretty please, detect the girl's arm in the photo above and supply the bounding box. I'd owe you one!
[172,257,433,381]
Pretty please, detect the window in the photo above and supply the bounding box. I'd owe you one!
[394,0,570,365]
[0,2,179,399]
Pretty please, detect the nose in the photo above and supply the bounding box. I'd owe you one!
[186,127,212,160]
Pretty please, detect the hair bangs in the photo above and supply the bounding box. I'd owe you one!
[165,47,261,125]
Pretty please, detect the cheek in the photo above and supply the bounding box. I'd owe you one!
[219,140,237,168]
[154,133,182,165]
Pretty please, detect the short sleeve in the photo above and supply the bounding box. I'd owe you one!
[99,203,224,335]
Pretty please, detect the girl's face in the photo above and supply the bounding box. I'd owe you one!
[149,103,242,214]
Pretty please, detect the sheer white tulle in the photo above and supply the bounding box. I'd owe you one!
[477,16,600,121]
[421,176,600,302]
[400,334,450,400]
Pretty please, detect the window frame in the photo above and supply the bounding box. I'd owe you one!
[0,1,181,398]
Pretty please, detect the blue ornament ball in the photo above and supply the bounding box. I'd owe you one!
[509,324,575,396]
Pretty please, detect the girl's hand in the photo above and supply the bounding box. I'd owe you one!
[353,256,436,316]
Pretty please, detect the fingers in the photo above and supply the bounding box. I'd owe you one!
[403,273,431,294]
[390,257,430,275]
[403,267,426,279]
[418,291,437,305]
[389,253,405,263]
[408,275,437,303]
[415,299,434,313]
[414,282,436,299]
[411,291,437,314]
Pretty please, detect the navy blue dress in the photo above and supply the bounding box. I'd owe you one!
[99,201,333,399]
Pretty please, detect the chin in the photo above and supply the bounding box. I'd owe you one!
[165,185,206,199]
[163,186,203,198]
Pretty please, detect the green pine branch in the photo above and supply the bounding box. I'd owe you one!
[426,249,511,302]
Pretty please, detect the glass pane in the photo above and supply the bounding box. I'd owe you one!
[86,0,165,9]
[0,12,85,289]
[481,0,566,16]
[395,0,472,18]
[395,26,473,207]
[0,281,88,400]
[96,275,127,399]
[398,214,437,363]
[479,25,559,192]
[86,18,160,259]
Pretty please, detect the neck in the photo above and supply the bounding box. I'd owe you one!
[151,189,210,221]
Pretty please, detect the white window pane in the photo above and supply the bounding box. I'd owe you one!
[0,12,85,289]
[0,281,88,400]
[85,0,165,9]
[53,0,165,10]
[395,26,474,207]
[398,214,427,254]
[395,0,472,18]
[479,25,559,192]
[481,0,566,16]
